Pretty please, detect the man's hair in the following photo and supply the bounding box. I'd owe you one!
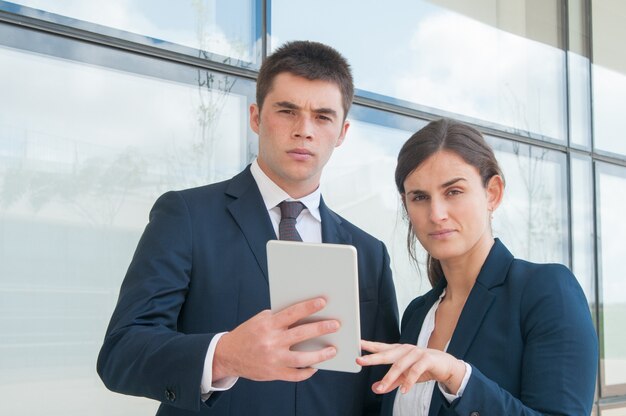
[256,41,354,119]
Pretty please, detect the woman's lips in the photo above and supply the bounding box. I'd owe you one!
[429,229,456,239]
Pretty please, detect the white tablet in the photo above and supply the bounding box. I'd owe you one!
[267,240,361,373]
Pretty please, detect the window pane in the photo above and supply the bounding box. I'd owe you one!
[568,52,592,148]
[271,0,567,141]
[568,0,592,148]
[597,162,626,390]
[591,0,626,156]
[320,107,427,314]
[601,406,626,416]
[0,24,253,415]
[489,138,568,265]
[571,155,596,306]
[2,0,259,66]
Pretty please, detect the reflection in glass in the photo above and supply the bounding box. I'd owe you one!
[322,111,427,313]
[489,138,568,265]
[597,163,626,388]
[3,0,258,65]
[591,0,626,156]
[571,155,595,305]
[569,52,592,148]
[567,0,591,148]
[592,65,626,156]
[601,405,626,416]
[0,41,250,415]
[272,0,566,141]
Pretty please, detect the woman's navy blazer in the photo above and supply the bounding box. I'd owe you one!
[381,239,598,416]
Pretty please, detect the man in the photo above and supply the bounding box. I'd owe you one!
[97,40,399,415]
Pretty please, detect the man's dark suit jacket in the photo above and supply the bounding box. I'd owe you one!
[381,239,598,416]
[97,165,400,415]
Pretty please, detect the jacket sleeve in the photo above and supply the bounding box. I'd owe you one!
[97,191,214,412]
[451,264,598,416]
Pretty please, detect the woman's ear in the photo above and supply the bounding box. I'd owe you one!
[486,175,504,212]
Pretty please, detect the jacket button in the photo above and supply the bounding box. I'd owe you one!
[469,412,479,416]
[165,389,176,402]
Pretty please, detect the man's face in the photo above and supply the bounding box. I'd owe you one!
[250,72,350,198]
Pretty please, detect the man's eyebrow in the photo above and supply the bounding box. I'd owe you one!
[274,101,299,110]
[313,107,338,117]
[273,101,338,117]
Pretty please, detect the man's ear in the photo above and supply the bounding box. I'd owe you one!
[335,119,350,147]
[250,103,260,134]
[486,175,504,211]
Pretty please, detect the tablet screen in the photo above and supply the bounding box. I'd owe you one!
[267,240,361,373]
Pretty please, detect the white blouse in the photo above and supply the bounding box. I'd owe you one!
[393,289,472,416]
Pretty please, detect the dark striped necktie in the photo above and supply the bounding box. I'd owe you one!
[278,201,305,241]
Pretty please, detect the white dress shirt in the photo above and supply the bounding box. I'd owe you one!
[393,289,472,416]
[250,159,322,243]
[200,159,323,397]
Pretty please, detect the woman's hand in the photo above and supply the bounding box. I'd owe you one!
[357,340,466,395]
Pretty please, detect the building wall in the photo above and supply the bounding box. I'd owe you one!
[0,1,624,414]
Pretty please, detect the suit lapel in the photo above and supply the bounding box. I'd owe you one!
[447,239,514,359]
[225,166,276,282]
[400,281,446,344]
[319,197,352,245]
[446,283,495,359]
[383,282,445,415]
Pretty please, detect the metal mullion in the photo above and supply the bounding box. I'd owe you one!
[0,8,259,81]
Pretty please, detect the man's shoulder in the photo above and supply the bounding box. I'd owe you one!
[172,168,253,203]
[177,178,231,197]
[328,209,382,247]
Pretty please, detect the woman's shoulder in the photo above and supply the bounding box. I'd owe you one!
[507,258,589,318]
[508,258,577,290]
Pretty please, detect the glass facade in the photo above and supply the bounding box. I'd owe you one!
[3,0,260,67]
[597,163,626,394]
[0,0,625,414]
[592,0,626,156]
[272,0,567,142]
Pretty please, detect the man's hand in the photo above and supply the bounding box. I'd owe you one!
[213,297,340,382]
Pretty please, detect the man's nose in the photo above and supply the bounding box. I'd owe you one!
[292,116,314,139]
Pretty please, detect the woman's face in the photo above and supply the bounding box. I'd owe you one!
[402,150,502,264]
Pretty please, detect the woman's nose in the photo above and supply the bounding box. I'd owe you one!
[429,199,448,223]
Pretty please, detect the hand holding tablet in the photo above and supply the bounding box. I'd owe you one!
[267,240,362,373]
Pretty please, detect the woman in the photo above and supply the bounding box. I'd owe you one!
[357,119,597,415]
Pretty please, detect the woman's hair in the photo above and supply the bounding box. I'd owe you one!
[395,118,505,287]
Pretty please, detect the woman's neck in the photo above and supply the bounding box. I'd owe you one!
[440,237,495,303]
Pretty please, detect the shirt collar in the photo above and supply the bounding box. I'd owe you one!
[250,159,321,222]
